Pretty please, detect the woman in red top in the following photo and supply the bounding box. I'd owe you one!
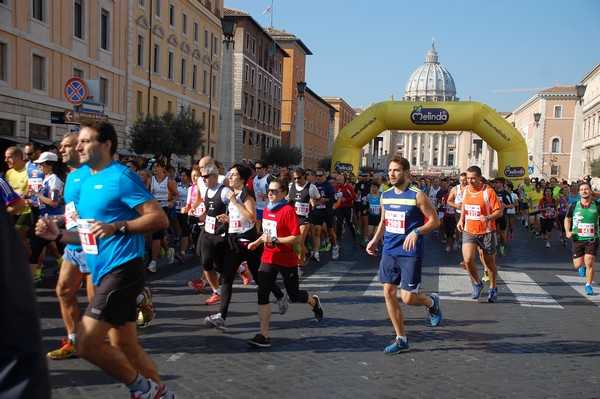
[247,179,324,348]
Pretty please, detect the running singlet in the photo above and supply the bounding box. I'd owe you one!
[4,167,30,216]
[568,201,600,241]
[527,190,544,212]
[39,173,64,217]
[175,182,190,211]
[150,176,169,207]
[368,193,381,216]
[441,192,455,217]
[63,165,92,252]
[314,181,335,213]
[204,184,230,235]
[227,188,255,234]
[253,173,272,211]
[77,161,153,285]
[27,162,44,210]
[463,184,501,234]
[539,198,557,219]
[289,182,319,218]
[381,185,425,257]
[454,185,466,214]
[428,186,440,208]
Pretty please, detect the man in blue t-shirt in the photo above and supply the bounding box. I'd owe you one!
[36,121,175,399]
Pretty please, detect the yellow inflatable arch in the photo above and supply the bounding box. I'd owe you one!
[331,101,529,184]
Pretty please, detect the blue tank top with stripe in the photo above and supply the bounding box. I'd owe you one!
[382,185,425,257]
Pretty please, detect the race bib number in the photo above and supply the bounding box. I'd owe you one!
[445,205,456,215]
[465,204,481,221]
[205,215,216,234]
[28,177,43,192]
[229,214,244,233]
[76,219,98,255]
[65,201,78,230]
[175,199,186,211]
[385,211,406,234]
[262,219,277,238]
[295,202,310,217]
[369,204,381,215]
[577,222,595,238]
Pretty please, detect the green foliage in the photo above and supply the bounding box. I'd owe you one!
[590,158,600,178]
[263,144,302,167]
[318,156,332,171]
[129,107,204,165]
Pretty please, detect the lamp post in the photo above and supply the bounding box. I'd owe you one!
[569,84,587,179]
[216,18,237,168]
[296,81,306,167]
[328,107,336,155]
[533,112,543,176]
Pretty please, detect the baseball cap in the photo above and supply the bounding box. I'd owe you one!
[33,151,59,163]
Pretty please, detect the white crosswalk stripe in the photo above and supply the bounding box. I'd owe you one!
[498,270,563,309]
[556,274,600,305]
[438,266,473,302]
[300,261,356,292]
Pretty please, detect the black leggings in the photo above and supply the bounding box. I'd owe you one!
[257,262,308,306]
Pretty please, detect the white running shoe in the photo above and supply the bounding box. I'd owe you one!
[332,245,340,260]
[167,247,175,264]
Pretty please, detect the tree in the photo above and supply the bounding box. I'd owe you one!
[318,156,332,171]
[590,158,600,178]
[129,107,204,166]
[263,144,302,167]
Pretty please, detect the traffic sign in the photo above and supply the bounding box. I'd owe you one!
[64,109,108,124]
[528,166,535,174]
[82,100,106,114]
[64,78,88,106]
[50,111,65,124]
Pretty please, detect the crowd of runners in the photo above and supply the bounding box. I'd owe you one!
[2,120,598,397]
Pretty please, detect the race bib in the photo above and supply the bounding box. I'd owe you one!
[205,215,216,234]
[385,211,406,234]
[577,222,595,238]
[229,213,244,233]
[76,219,98,255]
[65,201,78,230]
[465,204,481,221]
[28,177,43,192]
[175,199,186,211]
[369,204,381,215]
[262,219,277,238]
[295,202,310,217]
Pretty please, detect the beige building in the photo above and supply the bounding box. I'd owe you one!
[0,0,130,159]
[513,86,581,181]
[580,62,600,176]
[302,87,336,170]
[132,0,224,159]
[219,8,287,167]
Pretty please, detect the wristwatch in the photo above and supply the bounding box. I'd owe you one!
[413,228,421,236]
[114,222,128,236]
[271,236,277,245]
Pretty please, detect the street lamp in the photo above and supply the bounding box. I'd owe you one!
[576,84,587,104]
[296,81,306,167]
[533,112,541,126]
[215,18,237,167]
[221,19,237,49]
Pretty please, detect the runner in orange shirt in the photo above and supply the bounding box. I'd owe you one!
[456,166,503,302]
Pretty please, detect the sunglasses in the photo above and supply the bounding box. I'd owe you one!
[255,166,264,170]
[293,176,302,180]
[201,175,211,179]
[267,189,280,195]
[315,174,324,177]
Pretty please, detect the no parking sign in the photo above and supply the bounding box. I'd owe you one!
[63,78,88,106]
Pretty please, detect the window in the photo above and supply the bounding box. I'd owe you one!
[100,9,109,50]
[32,54,45,91]
[192,64,197,90]
[167,50,174,79]
[0,42,6,81]
[32,0,44,21]
[211,73,216,97]
[244,64,248,82]
[551,164,560,176]
[180,58,186,85]
[154,0,161,17]
[136,35,144,67]
[138,0,145,7]
[152,96,158,115]
[168,3,175,27]
[551,138,560,153]
[250,68,255,86]
[99,77,108,104]
[167,101,172,113]
[202,69,207,94]
[554,106,562,118]
[213,35,218,55]
[0,119,15,136]
[74,0,83,39]
[73,67,84,78]
[153,44,159,73]
[448,153,454,166]
[193,22,199,42]
[136,91,143,114]
[182,13,187,35]
[204,29,209,49]
[29,123,50,139]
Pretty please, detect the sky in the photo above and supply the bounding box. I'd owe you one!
[224,0,600,112]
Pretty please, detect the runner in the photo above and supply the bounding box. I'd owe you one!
[0,176,25,215]
[366,156,442,354]
[253,160,274,233]
[334,174,358,248]
[35,120,176,398]
[492,177,514,256]
[539,187,558,248]
[247,179,323,348]
[456,166,503,302]
[287,168,320,267]
[311,168,339,262]
[564,181,598,295]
